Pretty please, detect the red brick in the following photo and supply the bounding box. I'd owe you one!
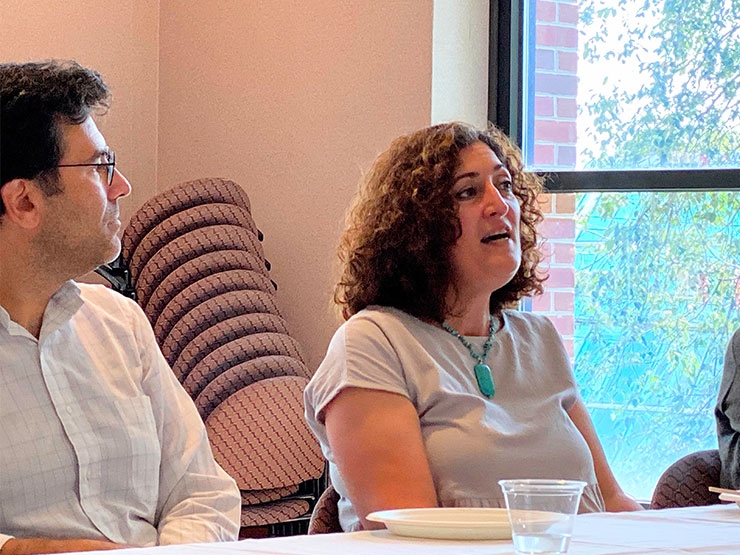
[539,217,575,240]
[556,97,577,118]
[534,120,577,143]
[554,242,575,264]
[532,292,551,312]
[549,315,575,336]
[536,25,578,48]
[534,143,555,165]
[535,95,554,117]
[537,0,557,21]
[554,291,574,312]
[536,48,555,69]
[539,240,554,262]
[557,51,578,72]
[557,145,577,167]
[534,72,578,95]
[537,193,553,213]
[545,267,575,288]
[558,3,579,24]
[555,193,576,213]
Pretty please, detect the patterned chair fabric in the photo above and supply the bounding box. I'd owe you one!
[152,270,276,343]
[308,484,341,534]
[119,177,325,535]
[650,449,722,509]
[128,204,258,281]
[241,485,299,505]
[182,332,306,399]
[206,377,325,490]
[171,316,291,382]
[195,355,311,420]
[160,290,283,365]
[145,252,272,324]
[134,225,265,305]
[240,499,310,527]
[121,177,253,261]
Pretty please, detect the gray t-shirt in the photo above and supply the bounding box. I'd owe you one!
[304,306,604,531]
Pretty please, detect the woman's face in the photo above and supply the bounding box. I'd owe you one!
[448,141,522,302]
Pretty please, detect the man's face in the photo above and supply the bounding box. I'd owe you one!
[33,117,131,275]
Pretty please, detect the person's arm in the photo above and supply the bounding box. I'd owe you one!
[716,330,740,489]
[567,398,643,511]
[146,359,241,544]
[0,538,125,554]
[130,299,241,544]
[324,387,438,530]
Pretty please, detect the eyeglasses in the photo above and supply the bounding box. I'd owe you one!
[56,151,116,186]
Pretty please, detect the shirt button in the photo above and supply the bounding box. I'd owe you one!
[66,406,73,414]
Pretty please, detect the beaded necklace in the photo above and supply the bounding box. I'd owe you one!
[441,316,496,398]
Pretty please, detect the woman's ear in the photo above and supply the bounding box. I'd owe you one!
[0,178,43,229]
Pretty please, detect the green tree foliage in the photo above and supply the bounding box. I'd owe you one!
[580,0,740,168]
[571,0,740,497]
[574,192,740,496]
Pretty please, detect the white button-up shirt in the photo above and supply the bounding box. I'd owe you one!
[0,282,240,547]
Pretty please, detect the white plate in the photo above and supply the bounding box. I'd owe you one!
[365,507,512,540]
[719,492,740,506]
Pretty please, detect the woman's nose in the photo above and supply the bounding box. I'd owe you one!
[483,181,509,216]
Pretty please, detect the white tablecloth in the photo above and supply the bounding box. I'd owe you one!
[76,504,740,554]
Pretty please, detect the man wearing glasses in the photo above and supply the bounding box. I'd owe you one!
[0,61,240,554]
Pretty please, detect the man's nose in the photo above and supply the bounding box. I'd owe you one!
[109,168,132,200]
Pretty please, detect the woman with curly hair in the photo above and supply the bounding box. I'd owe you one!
[304,122,640,532]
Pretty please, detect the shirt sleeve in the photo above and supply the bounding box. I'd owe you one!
[127,297,241,544]
[716,329,740,489]
[304,313,411,426]
[528,312,580,411]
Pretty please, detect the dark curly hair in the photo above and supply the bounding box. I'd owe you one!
[0,60,110,216]
[335,122,545,322]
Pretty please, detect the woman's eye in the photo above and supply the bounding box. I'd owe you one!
[499,180,513,192]
[454,186,478,200]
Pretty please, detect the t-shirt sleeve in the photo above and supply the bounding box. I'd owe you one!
[305,314,411,425]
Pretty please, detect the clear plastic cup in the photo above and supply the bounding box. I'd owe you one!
[499,479,586,554]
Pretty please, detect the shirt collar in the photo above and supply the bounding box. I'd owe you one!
[0,280,84,342]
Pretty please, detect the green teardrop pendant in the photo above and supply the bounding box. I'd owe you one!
[474,363,495,398]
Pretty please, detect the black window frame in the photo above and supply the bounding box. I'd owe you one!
[488,0,740,193]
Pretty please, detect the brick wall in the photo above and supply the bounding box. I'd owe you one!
[533,0,579,171]
[533,193,576,358]
[529,0,579,357]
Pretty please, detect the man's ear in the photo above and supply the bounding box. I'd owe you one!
[0,179,43,229]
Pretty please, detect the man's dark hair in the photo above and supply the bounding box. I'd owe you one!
[0,60,110,216]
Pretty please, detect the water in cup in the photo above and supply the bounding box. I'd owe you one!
[499,479,586,555]
[512,516,571,553]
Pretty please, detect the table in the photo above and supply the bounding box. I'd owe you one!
[77,504,740,554]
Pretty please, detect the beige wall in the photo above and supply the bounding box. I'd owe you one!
[432,0,490,127]
[2,0,435,369]
[158,1,434,368]
[0,0,160,226]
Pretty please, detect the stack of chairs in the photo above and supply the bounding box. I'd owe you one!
[119,177,325,535]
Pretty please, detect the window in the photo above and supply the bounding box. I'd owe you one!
[491,0,740,499]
